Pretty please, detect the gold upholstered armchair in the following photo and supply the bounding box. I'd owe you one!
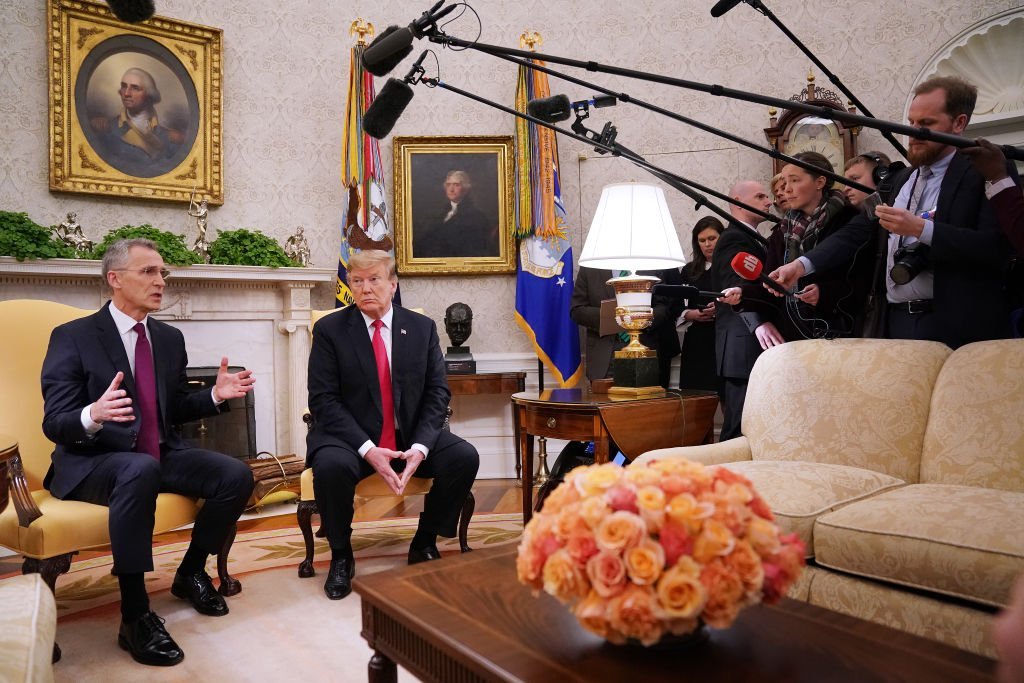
[295,307,473,578]
[0,299,241,660]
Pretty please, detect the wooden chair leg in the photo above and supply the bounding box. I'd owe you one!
[23,553,74,664]
[216,523,242,596]
[297,499,318,578]
[458,492,475,553]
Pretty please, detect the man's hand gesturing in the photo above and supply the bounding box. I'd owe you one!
[90,372,134,424]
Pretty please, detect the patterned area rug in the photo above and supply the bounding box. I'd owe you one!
[51,512,523,618]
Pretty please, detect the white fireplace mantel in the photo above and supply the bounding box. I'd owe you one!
[0,257,336,458]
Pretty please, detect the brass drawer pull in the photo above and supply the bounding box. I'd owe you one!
[546,417,556,428]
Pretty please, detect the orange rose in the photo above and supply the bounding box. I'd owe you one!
[745,516,781,556]
[579,495,611,530]
[516,540,546,590]
[624,465,663,488]
[541,477,581,514]
[693,519,736,564]
[542,549,589,604]
[554,504,589,542]
[635,485,666,531]
[655,560,707,619]
[595,510,646,554]
[624,540,666,585]
[586,551,628,598]
[666,493,713,533]
[724,539,764,600]
[575,463,623,496]
[700,559,745,628]
[573,589,613,640]
[607,584,666,646]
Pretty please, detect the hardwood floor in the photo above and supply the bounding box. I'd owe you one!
[0,478,524,575]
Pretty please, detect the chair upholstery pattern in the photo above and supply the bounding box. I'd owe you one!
[920,339,1024,491]
[742,339,951,482]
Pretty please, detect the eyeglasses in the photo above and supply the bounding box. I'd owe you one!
[114,266,171,280]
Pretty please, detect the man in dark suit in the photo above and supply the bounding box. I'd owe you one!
[306,250,479,601]
[714,181,784,441]
[770,76,1013,348]
[962,137,1024,256]
[41,238,255,667]
[569,266,683,387]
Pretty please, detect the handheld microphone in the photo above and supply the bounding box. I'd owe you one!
[104,0,155,22]
[652,284,724,300]
[730,252,794,296]
[363,51,428,139]
[710,0,744,18]
[361,1,456,77]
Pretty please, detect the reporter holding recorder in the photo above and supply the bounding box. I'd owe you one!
[769,76,1013,347]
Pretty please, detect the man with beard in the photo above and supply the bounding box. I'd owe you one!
[768,76,1012,348]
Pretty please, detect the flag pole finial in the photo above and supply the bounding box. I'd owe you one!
[350,19,375,45]
[519,31,542,51]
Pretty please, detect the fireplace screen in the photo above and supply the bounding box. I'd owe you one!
[179,366,256,459]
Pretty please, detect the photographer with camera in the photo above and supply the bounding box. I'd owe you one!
[768,76,1013,348]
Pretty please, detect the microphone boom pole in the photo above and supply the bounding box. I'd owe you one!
[425,32,1024,162]
[419,76,771,231]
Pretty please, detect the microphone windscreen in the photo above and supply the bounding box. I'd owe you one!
[730,252,763,280]
[363,78,415,139]
[526,94,571,123]
[710,0,742,17]
[105,0,155,22]
[362,26,416,77]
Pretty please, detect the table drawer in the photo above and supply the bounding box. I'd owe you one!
[522,409,596,440]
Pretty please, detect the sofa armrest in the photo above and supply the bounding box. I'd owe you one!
[633,436,754,467]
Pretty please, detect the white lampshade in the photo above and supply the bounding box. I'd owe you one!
[579,183,685,272]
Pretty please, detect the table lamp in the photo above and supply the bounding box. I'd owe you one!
[579,183,685,396]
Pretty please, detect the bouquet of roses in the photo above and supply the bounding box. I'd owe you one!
[516,458,805,645]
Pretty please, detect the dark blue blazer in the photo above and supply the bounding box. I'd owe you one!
[41,302,221,498]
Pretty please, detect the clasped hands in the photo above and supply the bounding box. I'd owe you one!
[365,447,425,495]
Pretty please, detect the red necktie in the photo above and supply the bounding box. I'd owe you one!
[371,319,396,450]
[133,322,161,460]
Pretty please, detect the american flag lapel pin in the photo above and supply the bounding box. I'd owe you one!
[401,328,407,335]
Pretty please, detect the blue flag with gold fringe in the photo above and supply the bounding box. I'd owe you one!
[513,56,582,387]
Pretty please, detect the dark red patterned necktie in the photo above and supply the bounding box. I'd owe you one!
[371,319,396,450]
[133,322,161,460]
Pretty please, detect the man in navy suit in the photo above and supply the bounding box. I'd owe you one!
[770,76,1013,348]
[41,238,255,666]
[306,250,479,601]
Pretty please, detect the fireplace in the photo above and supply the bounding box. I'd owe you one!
[180,366,257,459]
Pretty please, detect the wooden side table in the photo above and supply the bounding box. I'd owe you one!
[512,389,718,523]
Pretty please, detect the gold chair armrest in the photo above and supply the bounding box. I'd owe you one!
[0,442,43,528]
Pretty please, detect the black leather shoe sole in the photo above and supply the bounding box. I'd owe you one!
[171,577,229,617]
[118,634,184,667]
[408,546,442,565]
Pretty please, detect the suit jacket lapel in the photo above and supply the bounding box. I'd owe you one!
[95,304,135,396]
[347,308,383,418]
[147,319,173,429]
[937,153,969,219]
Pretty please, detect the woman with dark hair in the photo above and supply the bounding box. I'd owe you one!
[677,216,724,391]
[770,151,866,338]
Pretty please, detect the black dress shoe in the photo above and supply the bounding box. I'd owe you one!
[408,545,442,565]
[324,558,354,600]
[171,570,228,616]
[118,611,184,667]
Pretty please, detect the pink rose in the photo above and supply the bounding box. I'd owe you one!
[566,530,600,566]
[657,521,693,567]
[605,484,639,513]
[586,551,628,598]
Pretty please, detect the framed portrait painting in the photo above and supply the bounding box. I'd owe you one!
[393,136,515,275]
[48,0,223,204]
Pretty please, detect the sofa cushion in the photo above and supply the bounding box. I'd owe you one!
[0,573,56,683]
[921,339,1024,492]
[743,339,950,483]
[814,483,1024,607]
[716,461,906,557]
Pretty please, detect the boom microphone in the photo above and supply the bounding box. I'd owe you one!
[363,51,428,139]
[526,95,572,123]
[730,252,794,296]
[710,0,744,17]
[361,1,457,77]
[104,0,155,22]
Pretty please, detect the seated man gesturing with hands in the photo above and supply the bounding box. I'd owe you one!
[306,250,479,601]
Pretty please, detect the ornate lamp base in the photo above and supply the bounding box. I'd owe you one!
[607,274,664,397]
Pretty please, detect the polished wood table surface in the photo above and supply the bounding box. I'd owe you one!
[511,388,718,523]
[354,544,995,683]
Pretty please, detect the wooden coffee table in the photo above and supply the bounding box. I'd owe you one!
[354,544,994,682]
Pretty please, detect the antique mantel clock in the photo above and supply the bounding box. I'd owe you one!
[764,72,860,176]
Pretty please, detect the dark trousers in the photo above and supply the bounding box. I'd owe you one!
[720,377,748,442]
[886,309,942,343]
[65,447,254,574]
[310,431,479,553]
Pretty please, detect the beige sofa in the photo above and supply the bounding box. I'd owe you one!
[636,338,1024,658]
[0,573,56,682]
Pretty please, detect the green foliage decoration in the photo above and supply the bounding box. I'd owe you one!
[89,225,200,266]
[0,211,76,260]
[209,228,297,267]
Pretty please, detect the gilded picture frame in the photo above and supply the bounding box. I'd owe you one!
[393,135,515,275]
[48,0,223,204]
